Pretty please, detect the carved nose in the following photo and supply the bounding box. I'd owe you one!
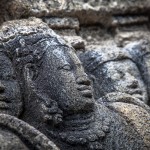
[127,80,139,89]
[76,76,91,86]
[125,73,139,89]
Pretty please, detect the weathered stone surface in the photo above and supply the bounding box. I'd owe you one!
[112,15,149,27]
[0,17,149,150]
[0,0,150,149]
[0,114,59,150]
[123,40,150,106]
[54,29,77,36]
[115,30,150,47]
[79,44,150,148]
[1,0,150,25]
[79,46,148,102]
[0,0,150,48]
[62,35,85,49]
[43,17,79,30]
[79,27,113,46]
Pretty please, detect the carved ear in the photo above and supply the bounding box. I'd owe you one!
[23,63,38,82]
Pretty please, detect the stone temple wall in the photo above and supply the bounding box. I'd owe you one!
[0,0,150,52]
[0,1,150,149]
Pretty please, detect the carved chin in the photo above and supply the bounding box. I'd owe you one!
[47,112,110,150]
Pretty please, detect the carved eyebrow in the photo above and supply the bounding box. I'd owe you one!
[57,63,70,70]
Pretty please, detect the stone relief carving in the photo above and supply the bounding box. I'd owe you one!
[0,114,59,150]
[123,40,150,106]
[79,46,148,103]
[0,19,59,149]
[79,45,150,148]
[0,17,149,149]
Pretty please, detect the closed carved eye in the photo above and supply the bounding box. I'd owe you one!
[3,74,16,80]
[58,64,72,71]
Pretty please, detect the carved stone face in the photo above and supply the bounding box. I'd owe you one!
[0,52,22,116]
[34,43,94,116]
[92,59,148,102]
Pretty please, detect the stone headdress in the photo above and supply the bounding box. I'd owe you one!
[0,17,68,126]
[0,17,65,43]
[79,45,133,72]
[0,17,67,62]
[123,40,150,105]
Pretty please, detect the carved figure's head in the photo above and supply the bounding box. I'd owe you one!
[80,45,148,103]
[0,18,95,127]
[123,40,150,105]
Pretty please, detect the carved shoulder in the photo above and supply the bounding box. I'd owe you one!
[0,129,28,150]
[97,93,150,148]
[0,114,59,150]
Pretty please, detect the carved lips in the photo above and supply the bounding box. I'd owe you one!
[0,95,10,109]
[77,85,93,98]
[127,89,144,101]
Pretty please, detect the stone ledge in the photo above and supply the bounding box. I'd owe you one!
[43,17,79,30]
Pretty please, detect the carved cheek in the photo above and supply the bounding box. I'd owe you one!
[59,71,75,84]
[111,73,121,81]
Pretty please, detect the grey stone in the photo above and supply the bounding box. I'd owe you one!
[62,35,85,50]
[79,45,150,148]
[43,17,79,30]
[0,17,149,149]
[79,45,148,103]
[111,15,149,27]
[0,0,150,52]
[0,114,59,150]
[123,40,150,106]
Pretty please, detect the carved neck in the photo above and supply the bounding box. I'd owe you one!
[46,109,110,150]
[22,91,111,149]
[63,112,94,131]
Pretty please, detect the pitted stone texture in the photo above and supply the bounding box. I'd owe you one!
[43,17,79,30]
[115,27,150,47]
[75,0,150,14]
[123,40,150,106]
[0,0,30,24]
[80,46,150,148]
[108,102,150,147]
[62,35,85,50]
[112,15,149,27]
[0,114,59,150]
[79,47,148,103]
[4,0,149,26]
[0,18,150,150]
[79,27,113,46]
[54,29,77,37]
[0,0,149,50]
